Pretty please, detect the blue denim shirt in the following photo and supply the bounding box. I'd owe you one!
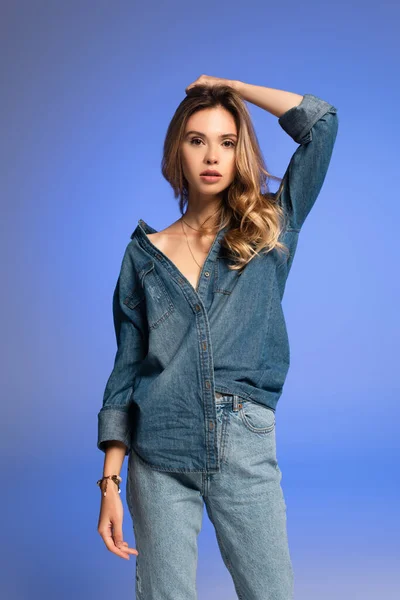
[97,93,338,473]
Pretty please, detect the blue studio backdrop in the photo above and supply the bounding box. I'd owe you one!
[1,1,399,599]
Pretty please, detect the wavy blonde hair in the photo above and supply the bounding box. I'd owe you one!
[161,83,289,272]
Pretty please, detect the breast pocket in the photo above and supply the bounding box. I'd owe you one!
[137,260,175,330]
[214,256,238,295]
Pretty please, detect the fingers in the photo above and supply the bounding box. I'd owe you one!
[185,75,231,95]
[113,524,139,558]
[98,523,139,560]
[120,541,138,556]
[185,75,204,94]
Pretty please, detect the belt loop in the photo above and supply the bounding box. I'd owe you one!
[233,394,238,412]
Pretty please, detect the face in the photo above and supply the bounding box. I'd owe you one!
[180,106,237,199]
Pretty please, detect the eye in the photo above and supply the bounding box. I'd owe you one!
[189,138,236,148]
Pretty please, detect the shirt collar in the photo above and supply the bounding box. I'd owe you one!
[132,218,229,254]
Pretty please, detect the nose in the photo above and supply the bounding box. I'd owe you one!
[203,146,220,164]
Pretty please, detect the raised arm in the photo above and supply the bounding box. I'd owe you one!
[234,83,339,231]
[276,93,338,230]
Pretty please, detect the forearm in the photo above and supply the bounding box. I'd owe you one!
[233,81,303,118]
[102,441,127,476]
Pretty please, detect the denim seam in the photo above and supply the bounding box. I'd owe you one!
[98,405,129,412]
[200,292,219,471]
[214,257,234,295]
[142,264,176,330]
[295,104,337,144]
[252,266,276,391]
[132,447,209,473]
[239,406,276,434]
[217,406,230,464]
[278,94,336,144]
[205,501,245,600]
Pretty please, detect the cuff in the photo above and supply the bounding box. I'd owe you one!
[97,407,131,455]
[278,93,337,144]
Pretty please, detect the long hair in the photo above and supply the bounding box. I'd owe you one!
[161,84,289,271]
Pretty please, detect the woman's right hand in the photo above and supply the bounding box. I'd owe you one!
[97,485,139,560]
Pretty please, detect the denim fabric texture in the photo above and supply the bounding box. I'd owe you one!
[97,93,339,473]
[126,393,294,600]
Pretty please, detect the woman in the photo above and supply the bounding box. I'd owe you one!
[96,76,339,600]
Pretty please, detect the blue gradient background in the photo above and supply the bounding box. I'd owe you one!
[2,1,399,598]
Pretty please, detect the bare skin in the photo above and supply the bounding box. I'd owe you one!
[97,77,238,561]
[145,99,239,289]
[146,219,218,291]
[98,76,305,563]
[97,442,138,560]
[97,481,138,560]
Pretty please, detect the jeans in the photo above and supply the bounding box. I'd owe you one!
[126,393,294,599]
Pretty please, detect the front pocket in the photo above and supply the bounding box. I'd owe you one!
[139,260,175,330]
[239,400,275,433]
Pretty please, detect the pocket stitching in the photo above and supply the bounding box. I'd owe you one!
[239,402,275,434]
[214,256,233,295]
[140,261,175,330]
[123,289,144,310]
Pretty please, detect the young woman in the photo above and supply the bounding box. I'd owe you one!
[96,76,339,600]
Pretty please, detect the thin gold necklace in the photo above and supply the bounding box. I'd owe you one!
[180,213,220,269]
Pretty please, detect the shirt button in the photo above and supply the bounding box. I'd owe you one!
[205,380,211,389]
[209,421,214,431]
[195,304,201,311]
[202,341,207,350]
[204,271,210,277]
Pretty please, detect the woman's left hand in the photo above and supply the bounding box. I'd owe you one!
[185,74,238,95]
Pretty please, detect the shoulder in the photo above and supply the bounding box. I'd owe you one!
[149,222,183,250]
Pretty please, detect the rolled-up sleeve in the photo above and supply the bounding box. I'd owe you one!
[277,93,339,231]
[97,243,146,455]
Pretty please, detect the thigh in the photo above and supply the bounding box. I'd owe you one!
[205,397,294,600]
[126,449,204,600]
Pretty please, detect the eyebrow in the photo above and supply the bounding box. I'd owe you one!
[184,130,238,139]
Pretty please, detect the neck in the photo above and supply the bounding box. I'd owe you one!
[182,206,222,230]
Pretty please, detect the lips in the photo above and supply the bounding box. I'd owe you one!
[200,170,222,176]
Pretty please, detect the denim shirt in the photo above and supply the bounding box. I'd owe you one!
[97,93,339,473]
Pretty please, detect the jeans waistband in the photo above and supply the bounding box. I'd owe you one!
[215,392,243,411]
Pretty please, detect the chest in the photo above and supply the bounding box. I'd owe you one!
[146,232,213,291]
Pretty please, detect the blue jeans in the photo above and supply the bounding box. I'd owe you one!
[126,393,294,599]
